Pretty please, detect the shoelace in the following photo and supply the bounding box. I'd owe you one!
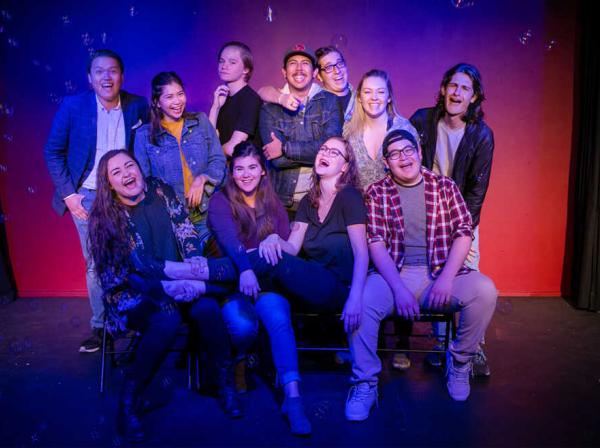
[347,384,376,404]
[449,363,471,384]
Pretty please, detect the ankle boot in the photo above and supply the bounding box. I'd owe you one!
[217,363,244,418]
[117,379,145,442]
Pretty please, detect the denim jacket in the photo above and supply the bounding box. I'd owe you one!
[259,90,343,207]
[134,112,227,214]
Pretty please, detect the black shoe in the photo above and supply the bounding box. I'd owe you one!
[117,380,145,442]
[79,329,103,353]
[217,364,244,419]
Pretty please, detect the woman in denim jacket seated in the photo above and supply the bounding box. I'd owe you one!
[134,71,227,252]
[88,150,240,442]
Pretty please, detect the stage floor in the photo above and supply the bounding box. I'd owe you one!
[1,297,599,447]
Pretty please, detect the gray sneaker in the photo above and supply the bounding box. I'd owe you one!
[472,347,491,377]
[345,382,378,421]
[446,352,471,401]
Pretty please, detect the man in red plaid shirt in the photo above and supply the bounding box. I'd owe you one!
[345,129,497,421]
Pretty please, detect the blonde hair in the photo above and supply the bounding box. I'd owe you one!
[345,69,399,137]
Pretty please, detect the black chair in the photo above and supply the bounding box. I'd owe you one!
[99,320,200,393]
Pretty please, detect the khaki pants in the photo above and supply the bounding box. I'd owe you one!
[349,266,497,384]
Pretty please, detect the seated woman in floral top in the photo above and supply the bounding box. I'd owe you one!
[87,150,240,443]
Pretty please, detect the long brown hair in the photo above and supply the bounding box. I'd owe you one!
[307,136,359,208]
[88,149,137,280]
[149,71,194,145]
[223,141,283,241]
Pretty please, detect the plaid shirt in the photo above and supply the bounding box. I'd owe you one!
[365,168,473,277]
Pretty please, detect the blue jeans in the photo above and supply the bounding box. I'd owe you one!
[221,292,300,386]
[193,218,211,255]
[71,187,104,329]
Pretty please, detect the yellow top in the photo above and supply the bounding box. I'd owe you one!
[161,118,193,196]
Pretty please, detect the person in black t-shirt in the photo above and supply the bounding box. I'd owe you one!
[209,41,262,157]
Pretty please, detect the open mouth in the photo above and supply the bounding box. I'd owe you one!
[318,159,330,168]
[123,176,137,188]
[292,73,307,83]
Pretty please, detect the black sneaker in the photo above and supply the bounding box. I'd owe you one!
[472,347,491,377]
[79,329,103,353]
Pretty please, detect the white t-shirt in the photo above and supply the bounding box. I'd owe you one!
[432,120,465,177]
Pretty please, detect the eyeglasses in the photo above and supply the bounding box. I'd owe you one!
[386,146,417,160]
[320,60,346,74]
[318,145,348,161]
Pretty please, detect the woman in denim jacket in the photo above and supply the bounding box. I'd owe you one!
[134,72,227,251]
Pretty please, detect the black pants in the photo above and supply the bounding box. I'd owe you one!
[208,251,349,313]
[124,296,231,386]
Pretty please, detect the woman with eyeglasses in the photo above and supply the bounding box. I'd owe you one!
[343,69,418,191]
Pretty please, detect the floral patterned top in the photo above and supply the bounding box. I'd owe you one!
[98,177,202,335]
[343,115,419,191]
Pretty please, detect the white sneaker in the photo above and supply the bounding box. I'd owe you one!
[345,382,378,421]
[446,352,472,401]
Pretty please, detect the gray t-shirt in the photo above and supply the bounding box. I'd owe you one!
[395,179,427,266]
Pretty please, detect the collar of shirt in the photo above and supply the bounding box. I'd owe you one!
[95,94,122,113]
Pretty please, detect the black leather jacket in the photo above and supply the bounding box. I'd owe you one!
[410,107,494,227]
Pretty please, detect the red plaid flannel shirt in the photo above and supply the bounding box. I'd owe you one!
[365,168,473,278]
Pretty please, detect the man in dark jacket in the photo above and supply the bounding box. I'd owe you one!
[44,49,149,353]
[410,63,494,375]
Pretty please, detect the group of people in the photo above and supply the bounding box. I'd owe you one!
[44,42,497,440]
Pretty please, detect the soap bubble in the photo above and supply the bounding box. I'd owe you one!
[86,47,95,56]
[9,339,24,354]
[128,5,139,17]
[30,432,40,445]
[0,164,6,173]
[44,64,52,72]
[27,186,37,194]
[32,59,40,67]
[0,25,4,33]
[64,80,76,93]
[265,5,276,23]
[70,316,82,328]
[545,39,557,51]
[450,0,476,8]
[112,436,123,447]
[90,429,101,441]
[330,34,348,49]
[246,353,259,369]
[0,213,8,223]
[0,103,15,117]
[311,400,331,419]
[61,15,71,25]
[519,29,533,45]
[81,32,94,47]
[6,37,18,47]
[3,133,13,142]
[49,93,63,104]
[1,10,12,21]
[100,32,108,44]
[161,375,173,389]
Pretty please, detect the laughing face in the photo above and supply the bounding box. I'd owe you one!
[384,139,422,186]
[282,55,317,93]
[441,72,477,119]
[157,82,186,122]
[314,137,349,179]
[232,155,265,196]
[358,76,390,119]
[317,51,348,95]
[88,56,123,106]
[107,152,145,204]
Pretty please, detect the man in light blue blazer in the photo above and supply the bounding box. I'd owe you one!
[44,49,149,353]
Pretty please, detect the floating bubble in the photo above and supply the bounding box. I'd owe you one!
[49,93,62,104]
[100,32,108,44]
[97,415,106,426]
[450,0,476,8]
[27,186,37,194]
[0,165,5,173]
[32,59,40,67]
[23,337,33,350]
[519,29,533,45]
[64,80,76,93]
[0,25,4,33]
[330,34,348,49]
[7,37,18,47]
[70,316,82,328]
[265,5,275,23]
[246,353,259,369]
[1,10,12,21]
[545,39,557,51]
[9,339,23,354]
[311,400,331,419]
[0,103,14,117]
[0,213,8,223]
[44,64,52,72]
[86,47,95,56]
[3,133,13,142]
[81,32,94,47]
[61,15,71,25]
[161,375,172,389]
[90,429,100,441]
[112,436,123,447]
[496,300,513,315]
[30,432,40,445]
[128,5,139,17]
